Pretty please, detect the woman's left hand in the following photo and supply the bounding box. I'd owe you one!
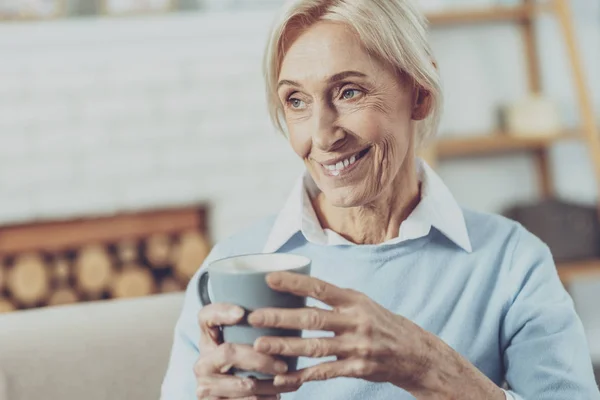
[247,271,434,392]
[247,272,505,399]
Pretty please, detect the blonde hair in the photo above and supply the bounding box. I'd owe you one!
[263,0,442,147]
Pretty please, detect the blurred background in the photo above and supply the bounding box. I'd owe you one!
[0,0,599,391]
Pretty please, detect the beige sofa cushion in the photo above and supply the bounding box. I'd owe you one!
[0,293,184,400]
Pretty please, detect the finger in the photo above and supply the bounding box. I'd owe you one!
[233,396,281,400]
[274,359,378,386]
[248,307,351,332]
[197,396,280,400]
[197,396,279,400]
[198,304,245,350]
[196,374,296,398]
[195,343,289,377]
[255,336,354,358]
[196,374,253,399]
[266,272,355,306]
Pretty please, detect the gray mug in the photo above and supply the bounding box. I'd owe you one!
[198,253,312,380]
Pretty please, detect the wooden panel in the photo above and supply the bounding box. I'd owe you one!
[435,131,577,159]
[0,205,210,313]
[533,149,553,198]
[0,207,206,255]
[557,259,600,288]
[520,0,542,93]
[554,0,600,210]
[425,3,551,26]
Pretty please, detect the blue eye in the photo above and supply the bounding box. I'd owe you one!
[289,98,305,109]
[342,89,360,100]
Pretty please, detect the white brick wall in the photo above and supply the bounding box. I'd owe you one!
[0,4,598,242]
[0,11,302,239]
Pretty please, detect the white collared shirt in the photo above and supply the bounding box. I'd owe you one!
[263,159,472,253]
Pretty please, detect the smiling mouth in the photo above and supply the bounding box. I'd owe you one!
[320,147,371,174]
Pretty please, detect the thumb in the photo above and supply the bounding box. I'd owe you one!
[198,304,245,350]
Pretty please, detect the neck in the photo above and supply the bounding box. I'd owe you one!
[313,156,421,245]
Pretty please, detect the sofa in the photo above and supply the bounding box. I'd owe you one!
[0,290,598,400]
[0,293,184,400]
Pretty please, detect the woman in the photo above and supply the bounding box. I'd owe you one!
[161,0,599,399]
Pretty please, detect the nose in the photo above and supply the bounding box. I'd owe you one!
[311,101,346,151]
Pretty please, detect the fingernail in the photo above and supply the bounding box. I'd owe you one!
[254,339,269,352]
[219,363,233,374]
[242,378,256,390]
[267,272,282,285]
[274,361,288,374]
[248,312,263,325]
[229,308,244,319]
[273,375,288,386]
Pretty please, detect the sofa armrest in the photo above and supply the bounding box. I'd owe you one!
[0,293,184,400]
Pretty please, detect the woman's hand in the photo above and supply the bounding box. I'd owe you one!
[194,303,300,400]
[247,272,505,400]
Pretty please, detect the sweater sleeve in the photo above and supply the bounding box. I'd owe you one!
[501,226,599,399]
[160,245,224,400]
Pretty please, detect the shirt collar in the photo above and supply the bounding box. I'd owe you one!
[262,159,472,253]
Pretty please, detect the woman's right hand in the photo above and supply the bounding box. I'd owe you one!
[194,303,301,400]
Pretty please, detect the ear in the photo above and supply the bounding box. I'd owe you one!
[411,87,432,121]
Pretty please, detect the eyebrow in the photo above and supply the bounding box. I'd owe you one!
[277,70,368,90]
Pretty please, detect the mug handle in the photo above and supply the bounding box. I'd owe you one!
[198,270,212,306]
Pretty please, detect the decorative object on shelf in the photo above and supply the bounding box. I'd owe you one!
[504,199,600,263]
[102,0,173,15]
[498,94,563,138]
[0,206,210,313]
[0,0,64,20]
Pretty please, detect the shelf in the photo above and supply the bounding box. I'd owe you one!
[425,3,552,26]
[0,207,206,255]
[557,259,600,287]
[435,131,577,159]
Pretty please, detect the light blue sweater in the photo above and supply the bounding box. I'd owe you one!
[161,210,600,399]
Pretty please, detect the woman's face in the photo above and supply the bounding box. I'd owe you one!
[278,21,426,207]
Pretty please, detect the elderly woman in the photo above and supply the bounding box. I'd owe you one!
[161,0,599,399]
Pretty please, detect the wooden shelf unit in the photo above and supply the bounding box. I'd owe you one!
[436,131,577,159]
[424,0,600,287]
[426,3,552,26]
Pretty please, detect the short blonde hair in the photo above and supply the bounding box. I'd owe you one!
[263,0,442,147]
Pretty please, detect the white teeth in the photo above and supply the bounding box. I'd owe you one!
[323,151,363,173]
